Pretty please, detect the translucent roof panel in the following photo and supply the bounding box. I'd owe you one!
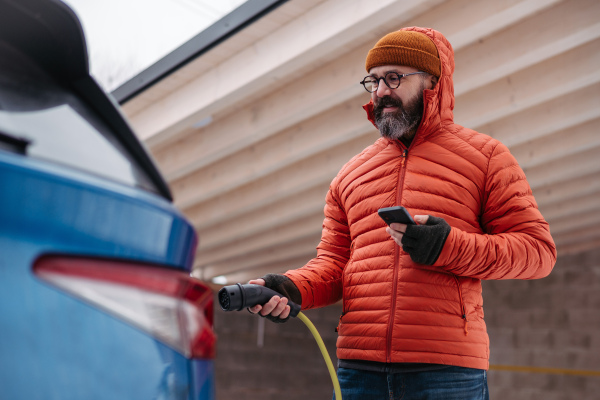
[62,0,248,92]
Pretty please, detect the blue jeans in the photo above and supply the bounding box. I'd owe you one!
[335,366,489,400]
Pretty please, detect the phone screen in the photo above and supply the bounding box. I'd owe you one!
[378,206,416,225]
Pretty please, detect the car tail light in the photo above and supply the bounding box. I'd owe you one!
[33,255,216,359]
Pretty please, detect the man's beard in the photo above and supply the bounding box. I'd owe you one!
[373,89,425,142]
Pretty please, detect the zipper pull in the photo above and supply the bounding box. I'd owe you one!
[401,149,408,167]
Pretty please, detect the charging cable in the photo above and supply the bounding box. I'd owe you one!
[297,311,342,400]
[218,283,342,399]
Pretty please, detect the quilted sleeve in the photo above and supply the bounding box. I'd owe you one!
[434,142,557,280]
[283,183,350,309]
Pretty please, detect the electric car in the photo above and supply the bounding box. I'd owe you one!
[0,0,215,399]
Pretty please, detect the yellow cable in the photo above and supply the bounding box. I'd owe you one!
[297,312,342,400]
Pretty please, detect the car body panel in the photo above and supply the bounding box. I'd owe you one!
[0,0,215,398]
[0,140,214,400]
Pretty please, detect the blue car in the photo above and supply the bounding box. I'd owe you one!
[0,0,216,399]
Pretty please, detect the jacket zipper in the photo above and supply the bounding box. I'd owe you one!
[452,275,469,336]
[386,145,409,362]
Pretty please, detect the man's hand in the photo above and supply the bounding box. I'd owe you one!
[386,214,451,265]
[247,279,291,320]
[386,214,430,244]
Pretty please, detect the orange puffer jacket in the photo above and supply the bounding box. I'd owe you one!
[284,27,556,370]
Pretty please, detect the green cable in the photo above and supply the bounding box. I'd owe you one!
[296,312,342,400]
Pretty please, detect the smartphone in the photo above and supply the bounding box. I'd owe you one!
[378,206,416,226]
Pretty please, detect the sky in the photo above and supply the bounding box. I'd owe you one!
[62,0,247,92]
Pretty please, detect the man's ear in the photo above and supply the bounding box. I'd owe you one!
[430,75,438,89]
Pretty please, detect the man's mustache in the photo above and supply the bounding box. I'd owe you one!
[373,96,403,115]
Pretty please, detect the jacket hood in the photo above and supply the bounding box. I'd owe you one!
[363,27,455,143]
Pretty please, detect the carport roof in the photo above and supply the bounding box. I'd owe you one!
[116,0,600,284]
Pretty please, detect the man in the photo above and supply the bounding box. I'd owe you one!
[248,27,556,399]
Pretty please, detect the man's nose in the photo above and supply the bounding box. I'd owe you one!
[375,79,392,97]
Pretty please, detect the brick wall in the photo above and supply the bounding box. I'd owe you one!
[213,247,600,399]
[485,247,600,399]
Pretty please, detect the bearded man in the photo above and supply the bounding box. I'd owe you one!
[248,27,556,399]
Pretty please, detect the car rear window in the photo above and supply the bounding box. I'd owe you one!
[0,41,157,194]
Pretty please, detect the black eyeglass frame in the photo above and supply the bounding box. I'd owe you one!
[360,71,427,93]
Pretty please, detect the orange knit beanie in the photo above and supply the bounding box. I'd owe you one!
[365,30,440,77]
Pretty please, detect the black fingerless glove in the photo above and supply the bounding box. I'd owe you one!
[259,274,302,323]
[401,216,451,265]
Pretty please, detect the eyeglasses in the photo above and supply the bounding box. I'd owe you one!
[360,71,426,93]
